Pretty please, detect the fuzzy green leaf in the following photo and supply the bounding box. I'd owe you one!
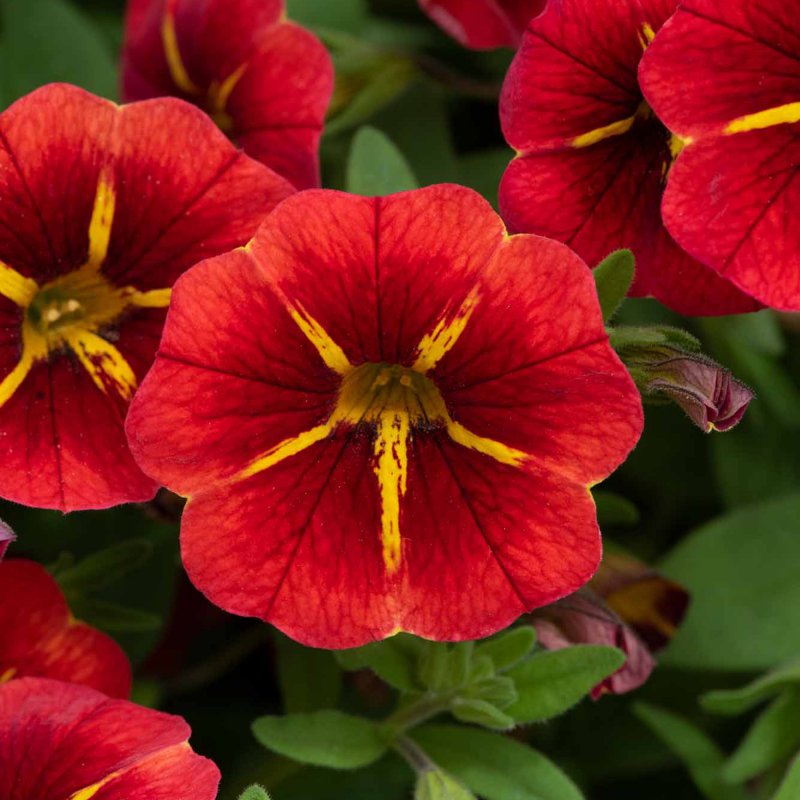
[702,657,800,715]
[238,786,271,800]
[594,250,635,322]
[474,627,537,673]
[346,126,418,196]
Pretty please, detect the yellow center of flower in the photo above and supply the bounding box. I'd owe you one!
[0,169,171,409]
[237,292,528,575]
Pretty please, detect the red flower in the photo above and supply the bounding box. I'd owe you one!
[499,0,760,316]
[0,560,132,698]
[418,0,545,49]
[122,0,334,189]
[126,185,643,648]
[0,677,219,799]
[0,83,292,511]
[639,0,800,311]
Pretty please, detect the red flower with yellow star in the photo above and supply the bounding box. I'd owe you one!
[126,185,643,648]
[0,83,293,511]
[418,0,545,49]
[0,677,219,799]
[122,0,334,189]
[0,559,131,698]
[639,0,800,310]
[499,0,760,316]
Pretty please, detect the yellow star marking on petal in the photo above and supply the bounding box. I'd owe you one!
[412,288,480,374]
[0,330,46,409]
[374,411,409,574]
[0,261,37,306]
[85,167,116,270]
[208,64,248,133]
[69,773,120,800]
[0,667,16,683]
[725,102,800,135]
[161,9,200,94]
[64,330,138,401]
[126,287,173,308]
[240,295,529,574]
[639,22,656,49]
[571,114,638,149]
[289,303,353,375]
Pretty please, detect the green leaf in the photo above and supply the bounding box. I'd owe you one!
[55,539,154,594]
[593,491,640,527]
[723,690,800,784]
[416,769,477,800]
[274,633,342,713]
[286,0,368,32]
[346,126,418,196]
[252,711,388,770]
[450,698,515,731]
[703,657,800,715]
[336,634,422,691]
[774,756,800,800]
[239,786,272,800]
[413,725,584,800]
[660,493,800,670]
[418,643,453,693]
[474,627,537,673]
[0,0,117,105]
[593,250,635,322]
[457,148,510,209]
[69,597,161,633]
[609,325,701,353]
[463,677,518,709]
[633,703,748,800]
[506,645,625,723]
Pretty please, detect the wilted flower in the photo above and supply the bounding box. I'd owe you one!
[0,559,131,697]
[418,0,545,49]
[0,84,292,510]
[122,0,333,189]
[532,553,689,697]
[0,677,219,798]
[640,0,800,310]
[0,521,13,562]
[623,345,753,432]
[127,185,643,648]
[499,0,759,315]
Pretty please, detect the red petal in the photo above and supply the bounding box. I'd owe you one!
[0,677,218,800]
[662,126,800,310]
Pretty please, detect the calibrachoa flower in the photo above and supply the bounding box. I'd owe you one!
[639,0,800,310]
[0,83,293,511]
[122,0,334,189]
[0,560,132,698]
[499,0,760,316]
[127,185,643,648]
[0,677,219,799]
[418,0,545,49]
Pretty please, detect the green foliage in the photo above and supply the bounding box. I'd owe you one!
[722,690,800,784]
[661,493,800,670]
[506,645,626,723]
[0,0,116,105]
[593,490,640,526]
[593,249,635,322]
[413,725,585,800]
[473,626,537,672]
[286,0,368,32]
[702,657,800,715]
[238,786,271,800]
[774,756,800,800]
[54,539,154,594]
[336,633,423,691]
[252,711,388,770]
[346,126,419,195]
[415,769,477,800]
[633,703,748,800]
[274,633,343,713]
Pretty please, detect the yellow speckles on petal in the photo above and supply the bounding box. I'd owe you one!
[161,11,200,94]
[374,412,409,574]
[69,772,120,800]
[446,420,527,467]
[85,168,117,270]
[725,102,800,135]
[126,287,172,308]
[0,262,38,307]
[571,114,638,149]
[289,304,353,375]
[639,22,656,49]
[239,423,333,479]
[0,667,16,683]
[412,288,480,374]
[65,330,138,401]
